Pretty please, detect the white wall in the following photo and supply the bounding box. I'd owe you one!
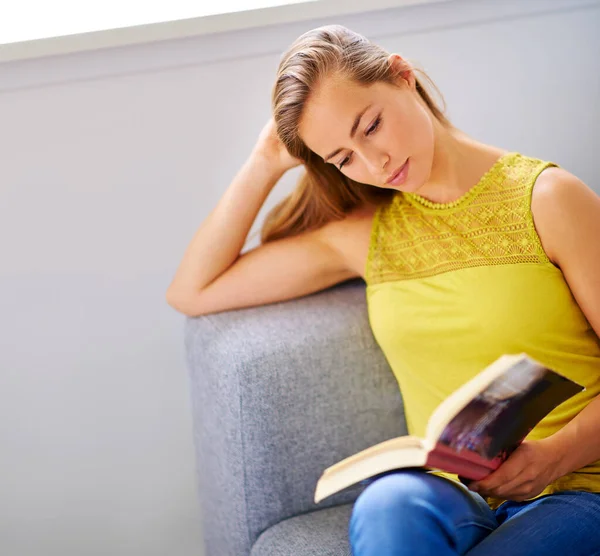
[1,0,598,555]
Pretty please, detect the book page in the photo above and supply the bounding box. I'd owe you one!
[425,354,522,447]
[314,436,426,503]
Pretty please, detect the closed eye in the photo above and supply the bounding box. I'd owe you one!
[338,115,382,170]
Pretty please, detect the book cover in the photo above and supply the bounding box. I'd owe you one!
[427,357,584,479]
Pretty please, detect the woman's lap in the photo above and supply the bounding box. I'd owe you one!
[468,490,600,556]
[348,469,600,556]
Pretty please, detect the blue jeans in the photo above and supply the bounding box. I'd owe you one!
[349,470,600,555]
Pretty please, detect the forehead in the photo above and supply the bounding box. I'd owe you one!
[299,76,381,159]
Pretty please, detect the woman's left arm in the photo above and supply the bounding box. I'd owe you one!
[530,166,600,477]
[471,166,600,501]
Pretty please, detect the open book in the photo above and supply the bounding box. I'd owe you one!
[314,353,584,504]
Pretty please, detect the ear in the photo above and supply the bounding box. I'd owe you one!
[387,53,416,89]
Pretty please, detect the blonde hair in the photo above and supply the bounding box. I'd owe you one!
[262,24,453,244]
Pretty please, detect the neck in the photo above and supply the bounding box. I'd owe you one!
[415,120,507,204]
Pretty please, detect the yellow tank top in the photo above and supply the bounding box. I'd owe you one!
[365,151,600,509]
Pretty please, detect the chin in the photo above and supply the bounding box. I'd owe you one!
[386,179,416,192]
[394,181,420,193]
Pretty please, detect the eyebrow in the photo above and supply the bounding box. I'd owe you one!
[323,103,373,163]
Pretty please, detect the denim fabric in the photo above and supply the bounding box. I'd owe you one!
[349,469,600,555]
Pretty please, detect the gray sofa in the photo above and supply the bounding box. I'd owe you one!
[185,278,408,555]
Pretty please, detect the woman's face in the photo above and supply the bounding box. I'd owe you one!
[298,62,435,191]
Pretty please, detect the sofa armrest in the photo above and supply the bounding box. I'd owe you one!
[185,279,407,556]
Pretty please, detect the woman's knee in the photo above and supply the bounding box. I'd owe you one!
[350,470,450,523]
[349,470,498,555]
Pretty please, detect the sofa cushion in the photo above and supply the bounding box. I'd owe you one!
[250,503,353,556]
[186,279,407,555]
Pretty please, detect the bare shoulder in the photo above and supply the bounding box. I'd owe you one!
[318,203,379,279]
[531,165,600,264]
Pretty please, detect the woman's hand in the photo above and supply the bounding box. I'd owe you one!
[252,117,304,175]
[468,438,563,502]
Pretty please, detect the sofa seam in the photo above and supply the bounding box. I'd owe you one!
[239,360,253,552]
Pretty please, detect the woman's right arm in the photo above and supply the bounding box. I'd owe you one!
[165,121,359,317]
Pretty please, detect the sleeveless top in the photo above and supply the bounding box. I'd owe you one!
[365,151,600,509]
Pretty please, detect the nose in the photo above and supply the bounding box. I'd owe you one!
[361,145,389,176]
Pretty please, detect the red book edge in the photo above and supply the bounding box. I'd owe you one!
[425,442,506,481]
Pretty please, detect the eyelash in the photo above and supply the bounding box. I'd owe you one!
[338,116,382,170]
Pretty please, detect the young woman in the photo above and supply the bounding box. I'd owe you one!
[167,25,600,555]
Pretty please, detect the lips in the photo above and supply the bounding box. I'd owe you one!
[385,159,409,185]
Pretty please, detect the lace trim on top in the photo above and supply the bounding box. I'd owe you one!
[403,151,513,211]
[366,152,558,285]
